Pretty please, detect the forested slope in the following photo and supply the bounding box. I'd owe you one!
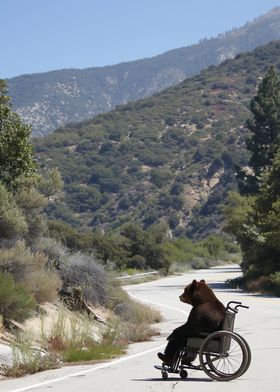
[35,40,280,237]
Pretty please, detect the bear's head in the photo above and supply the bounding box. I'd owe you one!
[179,279,214,305]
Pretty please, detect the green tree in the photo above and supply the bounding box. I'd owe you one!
[0,80,36,189]
[252,149,280,275]
[121,223,170,272]
[237,66,280,194]
[226,150,280,279]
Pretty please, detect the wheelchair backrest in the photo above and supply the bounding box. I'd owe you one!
[187,311,236,353]
[222,310,236,332]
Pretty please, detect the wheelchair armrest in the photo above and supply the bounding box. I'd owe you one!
[197,332,209,338]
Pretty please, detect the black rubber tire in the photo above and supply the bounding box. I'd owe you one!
[162,370,168,380]
[179,369,188,379]
[234,333,252,376]
[199,331,249,381]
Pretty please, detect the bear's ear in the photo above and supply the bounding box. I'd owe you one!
[190,279,197,290]
[200,279,206,284]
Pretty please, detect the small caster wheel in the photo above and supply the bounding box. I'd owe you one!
[162,370,168,380]
[179,369,188,379]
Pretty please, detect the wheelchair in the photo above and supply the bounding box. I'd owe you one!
[155,301,251,381]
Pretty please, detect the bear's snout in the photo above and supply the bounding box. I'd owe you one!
[179,294,186,302]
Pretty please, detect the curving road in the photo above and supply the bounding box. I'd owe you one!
[1,265,280,392]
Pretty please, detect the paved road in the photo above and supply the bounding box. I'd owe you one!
[1,265,280,392]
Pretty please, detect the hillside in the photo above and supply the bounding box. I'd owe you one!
[34,40,280,237]
[8,7,280,137]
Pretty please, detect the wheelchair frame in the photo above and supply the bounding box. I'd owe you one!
[155,301,251,381]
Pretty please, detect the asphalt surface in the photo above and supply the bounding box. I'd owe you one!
[1,264,280,392]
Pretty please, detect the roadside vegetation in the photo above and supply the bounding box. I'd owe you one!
[0,80,162,377]
[2,59,279,379]
[225,66,280,296]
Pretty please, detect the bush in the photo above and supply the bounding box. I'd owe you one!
[271,272,280,296]
[0,241,45,281]
[0,241,61,303]
[61,252,108,305]
[26,270,61,303]
[127,255,146,269]
[245,276,272,292]
[0,272,36,322]
[40,239,108,305]
[0,183,27,240]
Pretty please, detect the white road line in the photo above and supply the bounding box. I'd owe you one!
[7,294,187,392]
[7,343,166,392]
[128,292,189,315]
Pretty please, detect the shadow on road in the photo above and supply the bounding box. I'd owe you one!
[131,377,212,382]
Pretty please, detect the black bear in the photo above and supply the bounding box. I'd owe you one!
[158,279,226,365]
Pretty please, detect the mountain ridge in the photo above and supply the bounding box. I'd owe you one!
[8,7,280,136]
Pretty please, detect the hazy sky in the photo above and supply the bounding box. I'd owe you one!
[1,0,280,79]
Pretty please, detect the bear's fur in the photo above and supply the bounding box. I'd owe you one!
[158,279,225,365]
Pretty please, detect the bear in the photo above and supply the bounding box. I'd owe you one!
[157,279,226,366]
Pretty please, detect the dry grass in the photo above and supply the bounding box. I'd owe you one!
[0,354,60,378]
[0,316,4,333]
[26,270,61,303]
[40,307,101,353]
[39,308,128,363]
[0,336,60,378]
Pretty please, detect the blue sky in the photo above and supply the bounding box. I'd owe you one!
[1,0,280,79]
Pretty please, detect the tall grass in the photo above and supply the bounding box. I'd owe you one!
[107,282,162,343]
[0,335,60,378]
[41,308,100,352]
[39,307,127,363]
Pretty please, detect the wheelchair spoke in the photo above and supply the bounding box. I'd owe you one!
[199,331,249,381]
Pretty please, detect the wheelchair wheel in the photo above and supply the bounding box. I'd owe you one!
[179,369,188,379]
[234,333,251,376]
[161,370,168,380]
[199,331,249,381]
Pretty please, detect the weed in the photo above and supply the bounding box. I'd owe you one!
[0,335,60,378]
[63,343,125,363]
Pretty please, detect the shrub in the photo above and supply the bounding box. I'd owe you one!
[40,239,108,305]
[271,272,280,296]
[127,255,146,269]
[0,241,61,303]
[26,270,61,303]
[0,183,27,240]
[0,272,36,322]
[0,241,46,281]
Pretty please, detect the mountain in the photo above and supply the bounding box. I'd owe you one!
[7,7,280,137]
[34,40,280,237]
